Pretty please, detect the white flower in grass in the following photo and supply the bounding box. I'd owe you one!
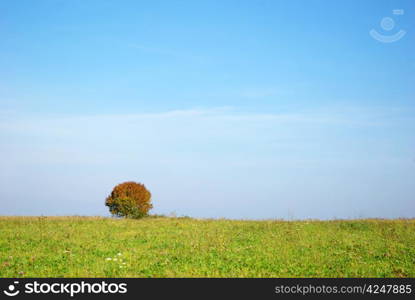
[117,253,122,256]
[106,258,112,261]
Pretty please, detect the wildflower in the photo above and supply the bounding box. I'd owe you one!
[117,253,122,256]
[105,258,112,261]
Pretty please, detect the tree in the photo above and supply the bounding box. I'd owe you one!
[105,181,152,219]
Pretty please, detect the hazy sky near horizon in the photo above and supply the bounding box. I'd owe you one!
[1,0,414,219]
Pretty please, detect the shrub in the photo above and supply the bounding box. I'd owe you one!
[105,181,152,219]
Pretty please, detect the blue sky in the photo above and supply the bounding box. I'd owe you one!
[0,0,414,219]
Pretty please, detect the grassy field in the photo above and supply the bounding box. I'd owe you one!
[0,216,414,277]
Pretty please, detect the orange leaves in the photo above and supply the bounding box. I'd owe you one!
[105,182,152,218]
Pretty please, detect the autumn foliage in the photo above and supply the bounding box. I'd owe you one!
[105,181,152,219]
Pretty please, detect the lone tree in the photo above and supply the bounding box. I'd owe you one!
[105,181,152,219]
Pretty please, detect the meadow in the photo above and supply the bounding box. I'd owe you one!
[0,217,414,277]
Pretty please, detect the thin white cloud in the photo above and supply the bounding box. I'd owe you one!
[128,43,180,56]
[1,104,402,129]
[1,105,411,166]
[237,87,280,98]
[128,43,207,63]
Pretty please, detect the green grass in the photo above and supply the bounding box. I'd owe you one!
[0,216,414,277]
